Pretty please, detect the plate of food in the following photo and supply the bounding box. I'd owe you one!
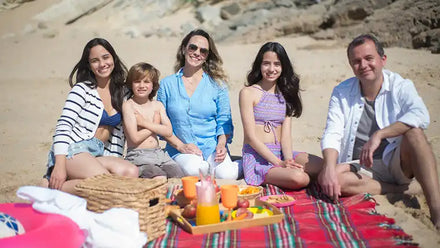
[237,185,263,200]
[259,194,296,207]
[231,207,273,220]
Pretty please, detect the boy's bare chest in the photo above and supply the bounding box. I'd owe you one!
[132,103,156,120]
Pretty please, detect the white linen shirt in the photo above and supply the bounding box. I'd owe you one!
[321,69,430,166]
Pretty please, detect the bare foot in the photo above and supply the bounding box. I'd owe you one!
[431,217,440,232]
[430,207,440,231]
[403,180,423,195]
[40,178,49,188]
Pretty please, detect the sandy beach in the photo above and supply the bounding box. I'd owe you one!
[0,0,439,246]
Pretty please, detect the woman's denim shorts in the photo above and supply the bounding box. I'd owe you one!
[45,137,104,179]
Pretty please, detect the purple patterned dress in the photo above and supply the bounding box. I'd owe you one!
[242,86,303,185]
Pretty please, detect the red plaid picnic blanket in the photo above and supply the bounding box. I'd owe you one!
[146,184,418,248]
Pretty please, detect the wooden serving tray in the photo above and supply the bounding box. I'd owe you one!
[168,199,284,235]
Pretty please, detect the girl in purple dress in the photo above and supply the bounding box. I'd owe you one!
[239,42,322,189]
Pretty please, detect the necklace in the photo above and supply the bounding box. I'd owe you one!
[182,75,201,97]
[182,76,195,85]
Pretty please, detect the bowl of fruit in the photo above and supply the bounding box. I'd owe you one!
[231,206,274,220]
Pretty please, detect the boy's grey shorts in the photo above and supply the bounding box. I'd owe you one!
[125,148,184,178]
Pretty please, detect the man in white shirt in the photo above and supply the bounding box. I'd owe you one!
[319,34,440,229]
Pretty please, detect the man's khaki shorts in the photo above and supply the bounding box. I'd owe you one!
[350,146,412,185]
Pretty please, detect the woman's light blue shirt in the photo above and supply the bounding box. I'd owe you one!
[157,69,234,159]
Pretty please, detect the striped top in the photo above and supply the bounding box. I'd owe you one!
[52,82,125,157]
[252,86,286,143]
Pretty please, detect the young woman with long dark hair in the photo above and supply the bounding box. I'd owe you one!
[44,38,138,194]
[240,42,322,189]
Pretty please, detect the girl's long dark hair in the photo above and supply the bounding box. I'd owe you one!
[246,42,302,117]
[68,38,127,113]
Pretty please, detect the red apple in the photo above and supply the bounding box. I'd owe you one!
[182,204,197,219]
[237,198,250,209]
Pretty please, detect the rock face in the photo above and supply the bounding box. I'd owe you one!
[2,0,440,53]
[203,0,440,53]
[0,0,32,10]
[321,0,440,53]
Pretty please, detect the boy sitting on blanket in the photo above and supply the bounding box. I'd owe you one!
[123,62,184,179]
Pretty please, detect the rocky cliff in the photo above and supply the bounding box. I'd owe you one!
[1,0,439,53]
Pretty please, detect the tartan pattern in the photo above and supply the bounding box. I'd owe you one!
[146,184,418,248]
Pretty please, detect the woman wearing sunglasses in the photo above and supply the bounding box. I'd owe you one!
[157,29,241,179]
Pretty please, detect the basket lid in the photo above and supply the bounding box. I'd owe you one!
[75,174,167,194]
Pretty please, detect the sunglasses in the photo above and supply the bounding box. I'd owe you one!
[187,43,209,57]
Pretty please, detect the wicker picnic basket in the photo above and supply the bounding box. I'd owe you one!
[75,174,168,242]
